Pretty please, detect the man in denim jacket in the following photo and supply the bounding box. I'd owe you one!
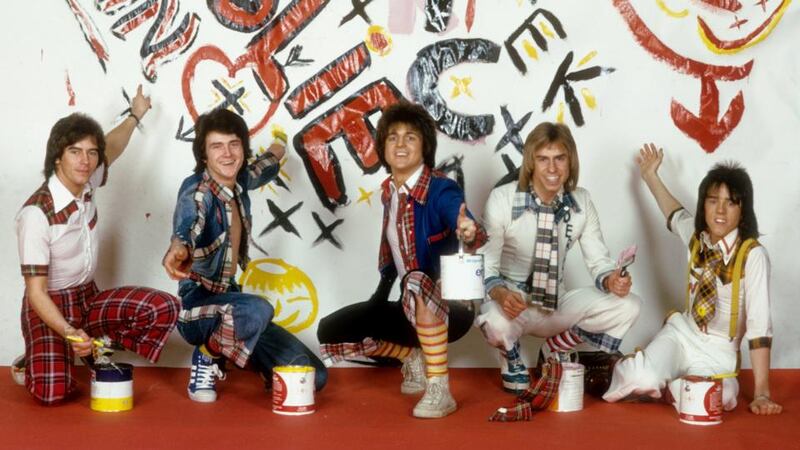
[163,109,326,402]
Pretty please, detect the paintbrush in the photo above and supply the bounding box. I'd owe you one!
[617,244,638,277]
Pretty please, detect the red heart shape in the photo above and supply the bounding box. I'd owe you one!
[181,44,282,136]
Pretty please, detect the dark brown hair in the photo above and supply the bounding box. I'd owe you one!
[375,101,437,171]
[44,113,106,179]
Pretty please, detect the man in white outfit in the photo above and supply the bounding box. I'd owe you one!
[603,143,782,416]
[476,122,641,393]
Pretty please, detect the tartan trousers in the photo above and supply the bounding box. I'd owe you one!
[21,281,180,405]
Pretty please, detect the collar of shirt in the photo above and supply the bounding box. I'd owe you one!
[48,173,93,211]
[202,170,243,203]
[511,187,580,221]
[381,165,430,206]
[701,227,740,265]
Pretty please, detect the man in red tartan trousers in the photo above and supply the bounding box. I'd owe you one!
[13,86,180,405]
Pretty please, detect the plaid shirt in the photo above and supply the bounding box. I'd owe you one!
[378,166,487,280]
[172,151,280,294]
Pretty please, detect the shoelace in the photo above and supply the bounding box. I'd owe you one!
[421,382,445,405]
[194,362,224,389]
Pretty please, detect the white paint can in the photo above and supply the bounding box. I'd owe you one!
[548,362,584,412]
[272,365,316,415]
[440,253,484,300]
[90,363,133,412]
[678,376,723,425]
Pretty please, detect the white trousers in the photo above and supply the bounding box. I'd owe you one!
[475,285,642,354]
[603,312,739,411]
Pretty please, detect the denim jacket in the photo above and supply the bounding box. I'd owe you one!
[172,151,280,293]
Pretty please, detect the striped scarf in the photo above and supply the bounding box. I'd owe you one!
[526,194,560,311]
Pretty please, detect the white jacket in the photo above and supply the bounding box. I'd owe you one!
[478,184,616,296]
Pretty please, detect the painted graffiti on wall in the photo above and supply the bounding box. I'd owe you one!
[612,0,791,152]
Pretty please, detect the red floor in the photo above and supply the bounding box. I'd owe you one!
[0,367,797,449]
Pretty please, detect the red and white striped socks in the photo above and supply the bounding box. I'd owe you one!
[545,329,582,353]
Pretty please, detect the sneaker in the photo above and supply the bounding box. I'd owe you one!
[500,344,530,394]
[10,354,25,386]
[400,349,426,395]
[412,375,457,418]
[188,347,226,403]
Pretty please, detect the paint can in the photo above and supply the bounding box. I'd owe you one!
[90,363,133,412]
[272,365,316,415]
[678,376,723,425]
[548,362,584,412]
[440,253,485,300]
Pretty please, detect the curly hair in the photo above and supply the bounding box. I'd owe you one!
[375,101,437,172]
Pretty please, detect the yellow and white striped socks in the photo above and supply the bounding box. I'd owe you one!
[367,340,414,361]
[417,321,448,378]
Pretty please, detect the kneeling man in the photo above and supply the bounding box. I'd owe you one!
[476,122,641,393]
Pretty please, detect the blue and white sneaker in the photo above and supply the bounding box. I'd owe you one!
[188,347,226,403]
[500,342,530,394]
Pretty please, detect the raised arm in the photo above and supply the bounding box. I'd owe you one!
[105,84,152,166]
[637,143,682,220]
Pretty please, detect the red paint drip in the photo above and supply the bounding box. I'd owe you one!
[65,72,76,106]
[466,0,475,32]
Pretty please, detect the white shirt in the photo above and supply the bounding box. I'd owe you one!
[16,165,106,290]
[670,208,772,346]
[386,165,423,280]
[479,184,616,297]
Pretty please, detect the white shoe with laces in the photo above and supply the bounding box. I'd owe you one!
[400,349,426,395]
[412,375,457,418]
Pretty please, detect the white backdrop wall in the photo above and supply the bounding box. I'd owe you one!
[1,0,798,369]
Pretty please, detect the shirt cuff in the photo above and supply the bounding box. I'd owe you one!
[21,265,48,277]
[748,337,772,350]
[666,207,685,232]
[596,269,614,293]
[485,276,504,298]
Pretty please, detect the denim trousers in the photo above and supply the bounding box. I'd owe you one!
[177,280,327,390]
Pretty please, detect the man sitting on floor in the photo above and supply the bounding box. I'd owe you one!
[15,86,180,404]
[316,101,486,418]
[603,143,782,416]
[162,108,327,402]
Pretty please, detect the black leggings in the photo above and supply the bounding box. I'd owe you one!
[317,278,474,350]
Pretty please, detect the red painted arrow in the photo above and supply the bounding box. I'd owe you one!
[670,74,744,153]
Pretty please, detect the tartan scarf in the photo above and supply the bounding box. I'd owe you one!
[489,358,564,422]
[691,244,724,330]
[526,191,562,311]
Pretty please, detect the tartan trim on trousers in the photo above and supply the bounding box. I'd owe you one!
[22,184,80,226]
[319,337,379,366]
[489,358,563,422]
[400,271,449,326]
[22,281,179,405]
[572,325,622,353]
[748,336,772,350]
[21,265,48,277]
[179,303,252,368]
